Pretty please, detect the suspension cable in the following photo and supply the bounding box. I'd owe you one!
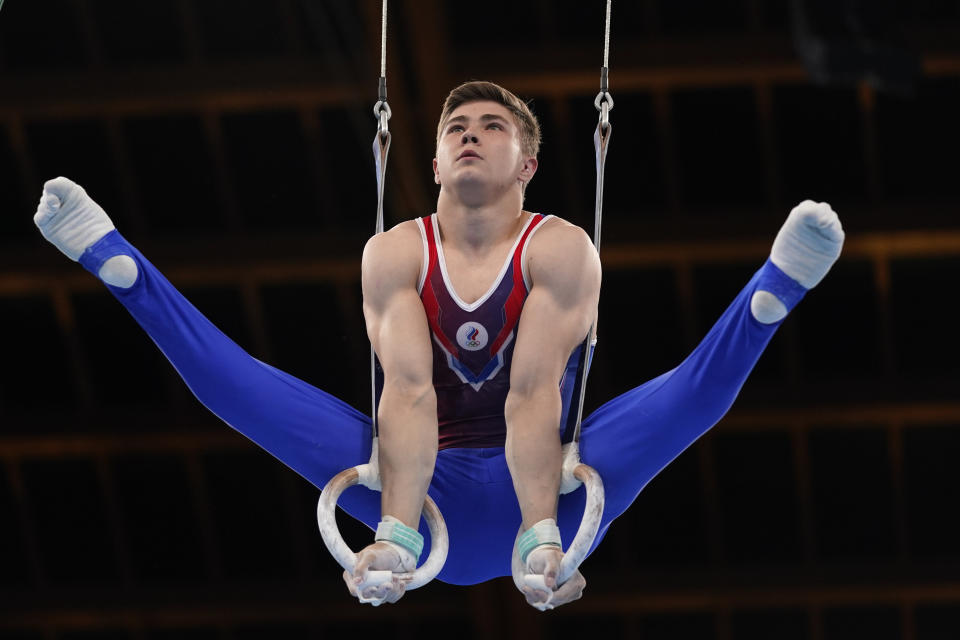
[370,0,392,436]
[566,0,613,446]
[373,0,392,143]
[380,0,387,79]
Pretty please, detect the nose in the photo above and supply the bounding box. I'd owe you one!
[461,131,479,145]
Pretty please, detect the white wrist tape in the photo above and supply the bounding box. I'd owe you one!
[517,518,562,564]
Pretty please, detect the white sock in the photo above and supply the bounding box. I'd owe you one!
[769,200,844,288]
[750,200,844,324]
[34,177,139,288]
[34,177,115,261]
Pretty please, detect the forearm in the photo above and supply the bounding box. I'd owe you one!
[377,381,439,528]
[505,387,562,529]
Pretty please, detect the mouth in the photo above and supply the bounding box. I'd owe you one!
[457,150,481,160]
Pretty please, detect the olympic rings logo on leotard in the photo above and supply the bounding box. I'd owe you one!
[456,322,489,352]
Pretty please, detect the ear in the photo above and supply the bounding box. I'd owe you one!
[432,157,441,185]
[518,156,538,184]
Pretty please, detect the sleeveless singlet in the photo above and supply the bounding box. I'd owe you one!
[416,213,585,449]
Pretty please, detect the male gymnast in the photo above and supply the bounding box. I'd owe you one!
[33,81,844,609]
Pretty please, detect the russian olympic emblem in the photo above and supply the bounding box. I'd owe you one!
[456,321,488,352]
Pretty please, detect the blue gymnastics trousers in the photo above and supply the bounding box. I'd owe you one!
[79,231,807,585]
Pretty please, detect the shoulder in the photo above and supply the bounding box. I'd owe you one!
[534,213,591,240]
[526,215,600,285]
[362,218,426,291]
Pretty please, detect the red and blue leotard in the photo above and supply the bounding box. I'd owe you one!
[414,213,583,450]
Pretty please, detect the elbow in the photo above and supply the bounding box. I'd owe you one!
[380,376,436,412]
[505,383,562,430]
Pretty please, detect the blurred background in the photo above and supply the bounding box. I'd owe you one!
[1,0,959,638]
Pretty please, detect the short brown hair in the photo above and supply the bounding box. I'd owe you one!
[436,81,541,158]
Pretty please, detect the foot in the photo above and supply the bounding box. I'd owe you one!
[751,200,844,323]
[34,177,115,261]
[770,200,845,289]
[35,177,138,288]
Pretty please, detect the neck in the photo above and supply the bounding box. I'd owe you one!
[435,186,526,252]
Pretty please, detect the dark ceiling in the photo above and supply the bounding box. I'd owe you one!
[2,1,960,638]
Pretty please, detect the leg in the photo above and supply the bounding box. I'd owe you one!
[80,231,374,490]
[424,275,784,584]
[428,447,520,585]
[567,259,804,549]
[563,201,843,550]
[35,178,378,523]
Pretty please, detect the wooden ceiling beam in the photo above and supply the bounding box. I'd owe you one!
[3,49,958,121]
[3,227,960,297]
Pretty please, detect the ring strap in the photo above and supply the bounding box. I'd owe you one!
[376,518,424,561]
[517,518,562,564]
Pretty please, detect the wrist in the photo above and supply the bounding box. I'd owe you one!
[517,518,562,565]
[375,515,423,569]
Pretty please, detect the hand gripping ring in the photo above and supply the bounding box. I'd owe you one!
[317,461,449,596]
[511,443,605,610]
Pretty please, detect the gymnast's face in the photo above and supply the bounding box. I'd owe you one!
[433,100,537,204]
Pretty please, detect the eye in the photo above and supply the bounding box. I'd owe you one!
[447,124,464,133]
[487,122,503,130]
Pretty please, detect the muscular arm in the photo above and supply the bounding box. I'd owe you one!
[361,224,438,530]
[505,221,601,529]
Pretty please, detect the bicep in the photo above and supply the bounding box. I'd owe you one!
[365,288,433,386]
[510,286,594,394]
[511,234,600,393]
[361,232,433,387]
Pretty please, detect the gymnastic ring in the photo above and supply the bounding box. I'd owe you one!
[511,456,605,607]
[317,463,449,593]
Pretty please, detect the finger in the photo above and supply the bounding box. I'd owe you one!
[549,572,586,607]
[360,583,388,601]
[523,574,550,596]
[385,580,407,604]
[357,570,394,594]
[342,570,359,597]
[360,580,400,606]
[542,552,561,590]
[353,551,374,583]
[522,585,549,606]
[524,591,549,609]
